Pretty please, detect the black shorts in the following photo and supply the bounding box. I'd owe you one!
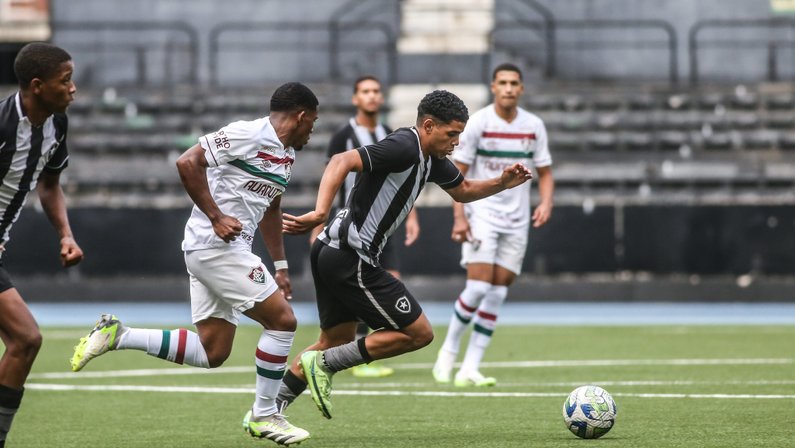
[0,264,14,294]
[379,237,400,272]
[311,241,422,331]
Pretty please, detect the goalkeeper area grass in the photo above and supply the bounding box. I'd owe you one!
[10,323,795,447]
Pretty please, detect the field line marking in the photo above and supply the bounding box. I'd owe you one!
[30,358,793,380]
[25,383,795,399]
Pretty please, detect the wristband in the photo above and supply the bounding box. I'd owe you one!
[274,260,289,270]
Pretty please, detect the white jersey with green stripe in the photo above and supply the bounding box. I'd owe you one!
[452,105,551,231]
[182,116,293,251]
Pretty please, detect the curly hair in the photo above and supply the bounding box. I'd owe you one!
[270,82,319,112]
[416,90,468,125]
[14,42,72,88]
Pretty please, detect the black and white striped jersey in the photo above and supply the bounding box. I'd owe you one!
[326,117,391,209]
[318,127,463,266]
[0,93,69,246]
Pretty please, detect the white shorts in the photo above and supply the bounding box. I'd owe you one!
[184,247,278,325]
[460,215,529,275]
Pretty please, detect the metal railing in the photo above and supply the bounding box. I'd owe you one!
[51,21,199,85]
[208,20,396,87]
[488,19,678,84]
[689,18,795,84]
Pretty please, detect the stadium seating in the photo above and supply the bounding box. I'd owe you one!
[55,83,795,207]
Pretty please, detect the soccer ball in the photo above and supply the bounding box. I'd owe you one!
[562,385,617,439]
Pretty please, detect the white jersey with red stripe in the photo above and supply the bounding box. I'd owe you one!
[452,104,551,231]
[182,117,294,251]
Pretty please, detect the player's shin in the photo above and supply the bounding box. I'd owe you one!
[441,279,491,354]
[0,385,23,447]
[118,328,210,368]
[459,285,506,374]
[253,329,294,417]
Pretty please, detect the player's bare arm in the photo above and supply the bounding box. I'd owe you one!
[532,165,555,228]
[259,194,293,300]
[36,170,84,267]
[446,162,532,204]
[451,161,472,243]
[404,208,421,246]
[283,149,364,234]
[176,143,242,242]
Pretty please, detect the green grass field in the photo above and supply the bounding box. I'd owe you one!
[10,324,795,447]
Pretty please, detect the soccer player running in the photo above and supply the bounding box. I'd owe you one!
[432,63,554,387]
[0,42,84,448]
[71,82,318,445]
[276,90,532,421]
[314,75,420,378]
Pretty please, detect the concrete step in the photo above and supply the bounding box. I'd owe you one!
[398,34,490,53]
[387,83,489,130]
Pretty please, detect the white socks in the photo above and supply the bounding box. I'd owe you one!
[459,285,507,373]
[117,328,209,368]
[252,329,294,417]
[440,279,491,355]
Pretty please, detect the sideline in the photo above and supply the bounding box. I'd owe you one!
[29,357,793,380]
[26,383,795,400]
[29,302,795,326]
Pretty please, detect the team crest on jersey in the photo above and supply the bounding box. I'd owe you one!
[248,266,266,284]
[395,296,411,314]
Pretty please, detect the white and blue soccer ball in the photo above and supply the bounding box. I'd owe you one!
[562,385,617,439]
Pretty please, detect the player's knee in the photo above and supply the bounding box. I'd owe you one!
[269,309,297,332]
[409,324,434,350]
[10,328,42,360]
[206,348,231,368]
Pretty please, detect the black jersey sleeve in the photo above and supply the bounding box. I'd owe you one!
[327,123,353,162]
[357,128,418,173]
[429,156,464,190]
[43,113,69,174]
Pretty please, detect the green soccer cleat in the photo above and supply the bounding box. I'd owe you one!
[70,314,125,372]
[299,350,334,419]
[454,370,497,387]
[351,362,394,378]
[243,410,310,445]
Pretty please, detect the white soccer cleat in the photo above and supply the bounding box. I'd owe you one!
[70,314,126,372]
[243,410,310,445]
[432,349,456,384]
[454,369,497,387]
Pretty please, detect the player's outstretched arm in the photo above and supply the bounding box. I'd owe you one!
[283,149,363,234]
[176,144,242,242]
[37,171,84,267]
[445,162,532,204]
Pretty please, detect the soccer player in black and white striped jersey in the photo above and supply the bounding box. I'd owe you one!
[275,90,533,423]
[0,43,84,447]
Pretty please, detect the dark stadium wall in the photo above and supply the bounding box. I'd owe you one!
[47,0,784,85]
[5,205,794,279]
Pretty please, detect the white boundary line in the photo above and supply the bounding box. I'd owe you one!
[30,358,794,380]
[25,383,795,399]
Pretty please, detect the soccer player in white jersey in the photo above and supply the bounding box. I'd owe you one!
[71,82,318,445]
[433,63,555,387]
[0,43,84,448]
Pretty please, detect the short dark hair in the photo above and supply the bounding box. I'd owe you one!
[416,90,468,125]
[270,82,319,112]
[492,63,523,81]
[353,75,380,93]
[14,42,72,88]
